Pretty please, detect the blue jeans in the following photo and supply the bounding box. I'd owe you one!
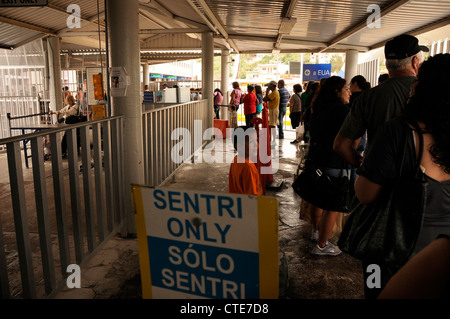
[214,105,220,119]
[278,107,286,138]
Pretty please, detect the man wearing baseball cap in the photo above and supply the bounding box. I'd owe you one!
[334,34,429,168]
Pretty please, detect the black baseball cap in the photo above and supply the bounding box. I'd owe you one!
[385,34,429,60]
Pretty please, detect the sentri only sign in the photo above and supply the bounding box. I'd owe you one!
[132,185,279,299]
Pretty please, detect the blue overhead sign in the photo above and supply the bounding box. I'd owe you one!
[303,64,332,81]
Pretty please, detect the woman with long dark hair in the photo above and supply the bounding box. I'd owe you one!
[307,76,351,256]
[355,53,450,298]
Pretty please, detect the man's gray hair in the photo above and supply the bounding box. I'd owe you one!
[386,51,424,71]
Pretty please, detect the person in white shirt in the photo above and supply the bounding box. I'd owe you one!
[55,95,79,120]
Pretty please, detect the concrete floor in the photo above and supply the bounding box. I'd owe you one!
[156,131,365,299]
[0,129,364,299]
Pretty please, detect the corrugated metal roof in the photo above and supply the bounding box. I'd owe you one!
[0,22,42,48]
[341,0,450,48]
[0,0,448,61]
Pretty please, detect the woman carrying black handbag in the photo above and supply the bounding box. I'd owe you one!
[302,76,352,257]
[345,54,450,298]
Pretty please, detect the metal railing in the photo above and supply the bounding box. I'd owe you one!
[0,99,210,298]
[142,99,211,186]
[0,116,124,298]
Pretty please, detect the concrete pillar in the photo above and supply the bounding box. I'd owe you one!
[202,32,214,127]
[220,49,230,120]
[143,63,149,89]
[345,49,359,83]
[47,36,63,111]
[106,0,144,235]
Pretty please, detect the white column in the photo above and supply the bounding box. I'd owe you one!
[345,49,359,83]
[143,63,149,89]
[202,32,214,127]
[106,0,144,235]
[47,36,63,111]
[220,49,230,120]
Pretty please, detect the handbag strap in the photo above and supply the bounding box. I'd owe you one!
[399,121,424,178]
[412,122,425,177]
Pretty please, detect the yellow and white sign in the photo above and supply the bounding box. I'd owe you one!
[132,185,279,299]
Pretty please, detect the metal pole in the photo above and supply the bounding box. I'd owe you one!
[47,36,63,112]
[143,63,150,89]
[202,31,214,128]
[106,0,144,235]
[220,49,229,120]
[104,0,112,116]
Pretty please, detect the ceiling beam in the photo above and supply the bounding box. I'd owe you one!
[369,15,450,51]
[225,34,327,47]
[186,0,239,53]
[0,15,56,36]
[144,0,175,19]
[237,49,350,54]
[58,31,104,37]
[12,34,47,49]
[139,9,171,29]
[57,10,105,35]
[319,0,413,52]
[274,0,299,50]
[139,2,204,42]
[140,28,209,34]
[47,3,104,28]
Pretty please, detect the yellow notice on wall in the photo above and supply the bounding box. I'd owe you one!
[132,185,279,299]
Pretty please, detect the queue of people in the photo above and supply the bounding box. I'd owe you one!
[227,34,450,299]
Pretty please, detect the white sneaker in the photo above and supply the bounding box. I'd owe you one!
[311,229,319,243]
[311,242,342,256]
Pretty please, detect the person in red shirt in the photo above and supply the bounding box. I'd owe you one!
[228,126,262,195]
[242,85,257,127]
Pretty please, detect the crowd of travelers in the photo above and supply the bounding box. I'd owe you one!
[227,34,450,299]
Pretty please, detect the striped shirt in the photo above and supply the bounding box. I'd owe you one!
[278,86,291,110]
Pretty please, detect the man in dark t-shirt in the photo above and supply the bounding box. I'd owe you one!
[333,34,429,168]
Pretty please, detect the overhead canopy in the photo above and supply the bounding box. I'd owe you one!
[0,0,449,62]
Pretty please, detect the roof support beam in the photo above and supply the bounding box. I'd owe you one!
[226,34,327,47]
[370,15,450,51]
[57,31,104,37]
[139,9,171,29]
[0,15,56,36]
[139,2,204,42]
[140,28,209,34]
[56,10,105,35]
[186,0,238,53]
[319,0,413,52]
[274,0,299,50]
[47,3,104,28]
[144,0,175,19]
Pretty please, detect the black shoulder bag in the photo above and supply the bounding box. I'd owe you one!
[292,144,355,213]
[338,123,427,268]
